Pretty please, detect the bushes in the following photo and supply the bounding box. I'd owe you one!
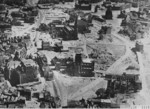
[38,23,50,32]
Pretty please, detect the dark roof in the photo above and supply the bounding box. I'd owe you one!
[77,20,88,27]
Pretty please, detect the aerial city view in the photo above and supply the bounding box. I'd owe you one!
[0,0,150,108]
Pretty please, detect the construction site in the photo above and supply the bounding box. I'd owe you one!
[0,0,149,108]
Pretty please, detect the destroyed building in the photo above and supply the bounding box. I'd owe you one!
[5,59,40,86]
[0,0,150,108]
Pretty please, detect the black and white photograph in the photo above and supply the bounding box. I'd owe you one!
[0,0,149,108]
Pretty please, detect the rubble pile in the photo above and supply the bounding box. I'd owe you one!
[89,47,116,71]
[0,0,150,108]
[119,10,150,41]
[87,44,125,71]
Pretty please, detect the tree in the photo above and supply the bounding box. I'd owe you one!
[95,88,105,98]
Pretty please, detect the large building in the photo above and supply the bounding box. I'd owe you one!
[80,58,94,77]
[6,59,40,86]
